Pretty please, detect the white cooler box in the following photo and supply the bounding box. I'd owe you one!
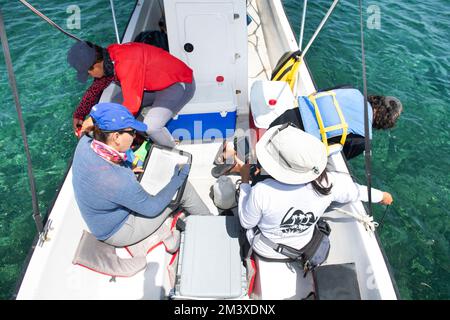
[167,82,237,142]
[173,215,247,299]
[250,80,296,129]
[164,0,247,142]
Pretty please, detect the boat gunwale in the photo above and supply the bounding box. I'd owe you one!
[276,0,400,299]
[339,154,400,299]
[11,0,142,300]
[12,157,74,299]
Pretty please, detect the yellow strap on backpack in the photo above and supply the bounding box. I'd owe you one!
[272,56,302,92]
[308,91,348,154]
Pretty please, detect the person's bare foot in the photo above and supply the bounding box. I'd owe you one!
[222,141,236,164]
[229,154,244,173]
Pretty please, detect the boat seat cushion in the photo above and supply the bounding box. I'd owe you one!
[72,212,184,278]
[72,230,147,277]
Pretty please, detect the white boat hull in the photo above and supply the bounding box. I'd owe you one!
[16,0,398,300]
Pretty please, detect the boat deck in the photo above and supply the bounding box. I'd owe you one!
[16,2,273,299]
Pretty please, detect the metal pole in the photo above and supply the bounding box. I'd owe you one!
[109,0,121,44]
[359,0,373,216]
[301,0,339,59]
[0,9,44,234]
[298,0,308,50]
[18,0,82,42]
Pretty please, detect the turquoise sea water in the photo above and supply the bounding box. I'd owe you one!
[283,0,449,299]
[0,0,448,299]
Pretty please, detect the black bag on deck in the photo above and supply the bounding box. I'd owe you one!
[134,30,169,51]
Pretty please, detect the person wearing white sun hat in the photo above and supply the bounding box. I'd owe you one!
[238,123,393,260]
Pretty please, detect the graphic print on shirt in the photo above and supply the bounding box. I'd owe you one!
[279,207,317,234]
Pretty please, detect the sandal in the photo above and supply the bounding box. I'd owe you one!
[214,140,235,165]
[212,137,250,178]
[211,162,237,178]
[213,140,227,165]
[234,136,250,164]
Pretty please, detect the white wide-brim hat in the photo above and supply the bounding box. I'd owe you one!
[256,124,328,185]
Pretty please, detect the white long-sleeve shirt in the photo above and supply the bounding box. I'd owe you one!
[238,172,383,259]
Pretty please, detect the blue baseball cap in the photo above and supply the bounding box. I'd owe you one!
[67,41,96,83]
[90,103,148,132]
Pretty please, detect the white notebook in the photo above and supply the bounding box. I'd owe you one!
[140,146,190,198]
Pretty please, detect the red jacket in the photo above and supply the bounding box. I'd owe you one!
[107,42,193,115]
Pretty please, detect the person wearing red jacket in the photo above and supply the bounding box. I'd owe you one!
[67,41,195,147]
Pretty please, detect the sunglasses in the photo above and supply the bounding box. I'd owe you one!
[102,129,137,137]
[118,129,137,137]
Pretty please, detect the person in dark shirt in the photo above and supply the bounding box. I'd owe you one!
[72,75,115,136]
[68,41,194,148]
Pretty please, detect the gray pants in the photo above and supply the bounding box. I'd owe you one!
[110,80,196,148]
[104,181,210,247]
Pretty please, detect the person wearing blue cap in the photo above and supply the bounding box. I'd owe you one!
[72,102,210,246]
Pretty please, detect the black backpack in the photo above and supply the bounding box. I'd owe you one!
[134,30,169,52]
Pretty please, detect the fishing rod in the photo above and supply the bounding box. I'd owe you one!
[378,205,391,231]
[18,0,82,42]
[0,9,44,236]
[359,0,373,216]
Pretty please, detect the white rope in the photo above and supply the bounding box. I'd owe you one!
[331,207,379,232]
[109,0,120,44]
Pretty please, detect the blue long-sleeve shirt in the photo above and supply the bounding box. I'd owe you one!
[72,136,187,240]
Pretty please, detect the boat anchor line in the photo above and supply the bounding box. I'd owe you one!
[331,207,379,232]
[358,0,374,216]
[0,9,44,236]
[18,0,83,42]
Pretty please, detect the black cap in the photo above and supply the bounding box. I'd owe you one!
[67,41,96,83]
